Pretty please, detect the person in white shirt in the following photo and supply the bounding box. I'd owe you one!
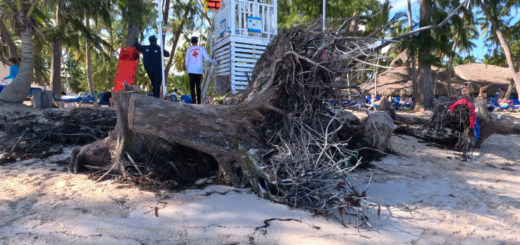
[185,36,217,104]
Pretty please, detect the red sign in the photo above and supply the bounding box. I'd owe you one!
[208,0,221,10]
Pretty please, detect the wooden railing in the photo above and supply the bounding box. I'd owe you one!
[214,0,277,41]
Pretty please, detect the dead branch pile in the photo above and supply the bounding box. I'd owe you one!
[238,23,387,224]
[0,106,116,163]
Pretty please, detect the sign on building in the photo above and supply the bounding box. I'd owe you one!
[247,16,262,33]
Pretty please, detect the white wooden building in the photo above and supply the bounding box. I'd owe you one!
[212,0,277,93]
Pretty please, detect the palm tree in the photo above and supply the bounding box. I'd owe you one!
[477,0,520,100]
[0,0,43,103]
[164,0,199,81]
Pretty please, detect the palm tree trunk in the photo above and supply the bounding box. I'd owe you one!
[0,27,34,103]
[477,1,520,101]
[125,0,143,46]
[417,0,434,110]
[446,39,458,97]
[50,2,63,96]
[164,5,190,81]
[408,0,418,106]
[348,12,359,36]
[0,20,19,60]
[85,14,94,93]
[161,0,171,46]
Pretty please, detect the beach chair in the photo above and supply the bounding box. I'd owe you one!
[393,97,401,110]
[402,97,413,110]
[54,94,82,108]
[365,95,381,109]
[488,97,500,111]
[180,95,192,104]
[79,92,96,104]
[98,92,111,106]
[511,98,520,111]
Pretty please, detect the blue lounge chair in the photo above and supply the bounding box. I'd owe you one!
[511,98,520,110]
[180,95,192,104]
[365,95,381,108]
[56,95,81,103]
[79,92,96,103]
[98,92,111,105]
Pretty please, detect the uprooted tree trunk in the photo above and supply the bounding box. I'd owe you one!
[396,96,520,157]
[72,24,395,223]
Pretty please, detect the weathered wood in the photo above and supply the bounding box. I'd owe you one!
[126,93,268,186]
[363,112,395,151]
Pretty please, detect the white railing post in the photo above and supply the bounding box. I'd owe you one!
[230,0,236,35]
[273,0,277,36]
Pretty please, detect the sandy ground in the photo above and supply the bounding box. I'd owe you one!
[1,130,519,244]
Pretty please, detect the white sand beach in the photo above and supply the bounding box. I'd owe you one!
[1,132,519,244]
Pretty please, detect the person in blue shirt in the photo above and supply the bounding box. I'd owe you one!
[134,36,170,98]
[3,57,19,82]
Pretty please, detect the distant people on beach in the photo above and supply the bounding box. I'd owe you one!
[2,57,19,83]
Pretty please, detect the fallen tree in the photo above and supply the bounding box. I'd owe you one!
[0,104,116,163]
[71,24,396,224]
[395,89,520,157]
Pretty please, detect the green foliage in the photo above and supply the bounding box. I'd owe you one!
[484,40,520,69]
[277,0,380,29]
[167,73,190,95]
[65,56,86,93]
[453,54,477,66]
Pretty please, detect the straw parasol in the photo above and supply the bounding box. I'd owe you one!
[360,63,516,97]
[453,63,515,96]
[360,66,452,97]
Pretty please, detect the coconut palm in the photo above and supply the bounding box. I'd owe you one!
[0,0,46,103]
[476,0,520,100]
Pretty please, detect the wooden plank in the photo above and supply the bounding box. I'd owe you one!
[233,57,258,63]
[234,67,253,73]
[232,63,256,68]
[234,43,267,50]
[234,48,265,55]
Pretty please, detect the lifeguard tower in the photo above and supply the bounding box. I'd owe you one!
[210,0,277,93]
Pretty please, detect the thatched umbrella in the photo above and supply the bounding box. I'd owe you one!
[360,66,451,97]
[360,63,515,97]
[453,63,516,96]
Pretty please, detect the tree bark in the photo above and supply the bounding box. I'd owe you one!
[0,20,19,60]
[85,14,94,93]
[126,93,266,186]
[50,2,63,96]
[164,5,190,81]
[0,26,34,103]
[348,12,359,36]
[125,0,143,47]
[417,0,434,110]
[478,0,520,101]
[161,0,171,46]
[407,0,418,106]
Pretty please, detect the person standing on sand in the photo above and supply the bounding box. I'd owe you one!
[185,36,218,104]
[2,57,19,83]
[134,35,170,98]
